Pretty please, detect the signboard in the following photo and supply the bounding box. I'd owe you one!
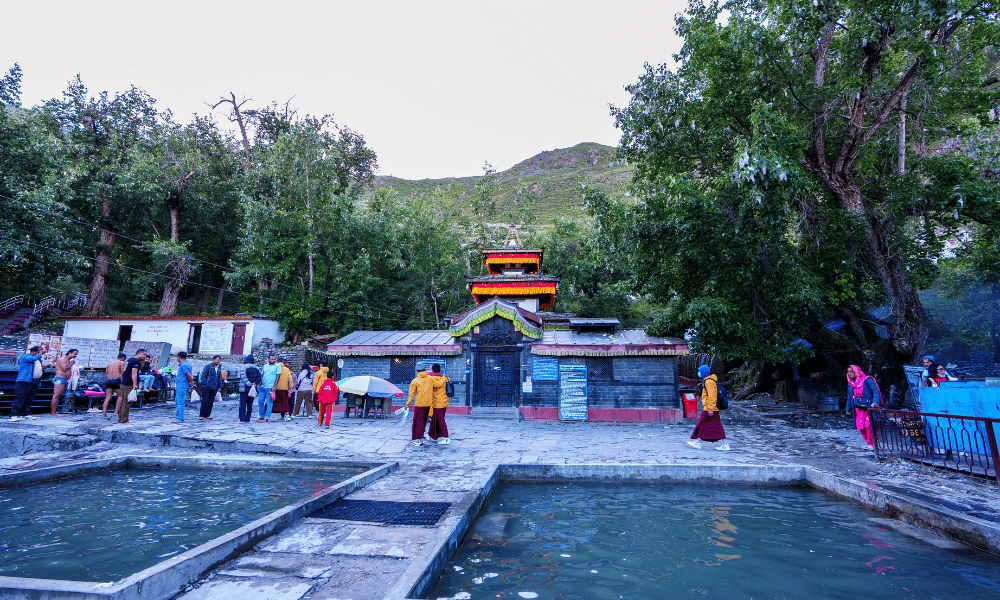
[61,337,95,369]
[89,339,121,370]
[200,322,233,353]
[27,334,61,367]
[522,376,533,393]
[532,356,559,381]
[123,341,171,369]
[416,356,446,373]
[558,363,588,421]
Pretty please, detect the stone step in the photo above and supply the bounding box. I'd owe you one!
[470,407,522,420]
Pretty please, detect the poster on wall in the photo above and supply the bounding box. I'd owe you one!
[200,322,233,353]
[123,341,171,368]
[88,339,121,370]
[61,337,95,369]
[27,334,62,367]
[558,363,588,421]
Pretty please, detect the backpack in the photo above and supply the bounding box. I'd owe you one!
[714,380,728,410]
[445,380,455,398]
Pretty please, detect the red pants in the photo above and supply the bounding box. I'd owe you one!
[318,402,334,426]
[429,407,448,440]
[411,406,430,440]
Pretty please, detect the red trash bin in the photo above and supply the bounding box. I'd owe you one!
[682,393,699,419]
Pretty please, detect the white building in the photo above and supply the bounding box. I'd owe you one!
[61,315,284,356]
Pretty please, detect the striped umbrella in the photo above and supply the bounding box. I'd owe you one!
[335,375,405,398]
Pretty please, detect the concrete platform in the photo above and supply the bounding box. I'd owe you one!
[2,399,1000,599]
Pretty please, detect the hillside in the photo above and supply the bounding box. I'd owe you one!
[372,142,634,224]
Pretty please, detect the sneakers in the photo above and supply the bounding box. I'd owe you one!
[686,440,702,449]
[8,416,22,422]
[410,440,423,446]
[24,415,38,420]
[438,437,450,445]
[716,441,731,451]
[325,425,330,429]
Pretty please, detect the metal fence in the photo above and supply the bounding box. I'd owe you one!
[871,408,1000,489]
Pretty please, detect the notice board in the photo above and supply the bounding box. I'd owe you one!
[558,363,588,421]
[416,356,446,373]
[200,322,233,354]
[27,334,62,367]
[61,337,95,368]
[532,356,559,381]
[123,341,171,368]
[88,339,121,370]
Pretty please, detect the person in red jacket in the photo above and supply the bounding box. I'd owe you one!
[316,377,339,428]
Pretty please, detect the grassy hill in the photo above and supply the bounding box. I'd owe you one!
[372,142,633,224]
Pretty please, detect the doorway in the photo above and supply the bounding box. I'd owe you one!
[475,351,519,407]
[231,323,247,355]
[188,324,203,354]
[117,325,132,352]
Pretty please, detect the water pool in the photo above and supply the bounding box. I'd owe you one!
[431,483,1000,600]
[0,466,348,582]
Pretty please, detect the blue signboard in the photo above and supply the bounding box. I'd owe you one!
[416,357,446,373]
[558,363,588,421]
[532,356,559,381]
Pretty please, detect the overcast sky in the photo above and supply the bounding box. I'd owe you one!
[0,0,685,179]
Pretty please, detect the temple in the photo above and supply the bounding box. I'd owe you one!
[329,246,689,422]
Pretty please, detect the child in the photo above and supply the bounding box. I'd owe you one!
[316,376,339,429]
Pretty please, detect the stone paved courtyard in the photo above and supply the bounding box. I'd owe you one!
[2,397,999,599]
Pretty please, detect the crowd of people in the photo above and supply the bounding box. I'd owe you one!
[7,347,968,453]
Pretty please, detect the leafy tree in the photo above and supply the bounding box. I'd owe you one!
[604,0,1000,373]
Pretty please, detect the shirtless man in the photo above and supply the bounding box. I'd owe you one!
[102,353,127,418]
[51,349,78,416]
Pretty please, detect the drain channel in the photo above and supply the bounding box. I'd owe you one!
[310,499,451,525]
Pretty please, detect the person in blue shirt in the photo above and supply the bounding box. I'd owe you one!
[10,346,43,421]
[173,351,194,423]
[258,354,281,422]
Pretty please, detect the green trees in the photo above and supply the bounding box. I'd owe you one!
[602,0,1000,371]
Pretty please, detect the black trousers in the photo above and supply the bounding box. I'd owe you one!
[238,391,254,422]
[11,381,37,416]
[200,386,218,418]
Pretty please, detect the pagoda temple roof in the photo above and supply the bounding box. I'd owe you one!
[467,274,560,284]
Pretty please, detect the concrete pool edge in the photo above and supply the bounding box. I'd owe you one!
[0,455,397,600]
[399,463,1000,600]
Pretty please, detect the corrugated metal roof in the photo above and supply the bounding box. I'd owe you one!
[328,330,462,356]
[532,329,688,356]
[568,318,620,327]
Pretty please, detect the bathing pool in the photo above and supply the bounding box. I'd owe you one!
[431,483,1000,600]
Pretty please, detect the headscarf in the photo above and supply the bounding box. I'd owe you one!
[846,365,869,397]
[698,365,711,379]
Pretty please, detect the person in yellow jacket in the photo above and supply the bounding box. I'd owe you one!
[406,370,433,446]
[273,359,293,421]
[687,364,730,451]
[427,363,452,445]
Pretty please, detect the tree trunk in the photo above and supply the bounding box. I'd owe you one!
[215,279,228,314]
[82,200,115,317]
[156,198,183,317]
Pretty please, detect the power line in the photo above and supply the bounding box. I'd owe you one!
[0,191,424,321]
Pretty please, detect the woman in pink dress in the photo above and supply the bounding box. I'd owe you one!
[846,365,881,450]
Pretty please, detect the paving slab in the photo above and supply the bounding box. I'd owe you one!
[177,578,314,600]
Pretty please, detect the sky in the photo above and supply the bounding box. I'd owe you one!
[0,0,685,180]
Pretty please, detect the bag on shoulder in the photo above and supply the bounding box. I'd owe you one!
[714,381,728,410]
[33,360,43,380]
[445,380,455,398]
[853,378,881,409]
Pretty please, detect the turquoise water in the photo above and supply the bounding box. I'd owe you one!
[431,483,1000,600]
[0,466,346,582]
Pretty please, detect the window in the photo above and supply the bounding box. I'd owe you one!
[389,357,416,384]
[587,358,613,383]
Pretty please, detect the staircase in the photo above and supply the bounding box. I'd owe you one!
[1,307,33,335]
[469,407,522,421]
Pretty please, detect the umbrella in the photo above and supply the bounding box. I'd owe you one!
[335,375,405,398]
